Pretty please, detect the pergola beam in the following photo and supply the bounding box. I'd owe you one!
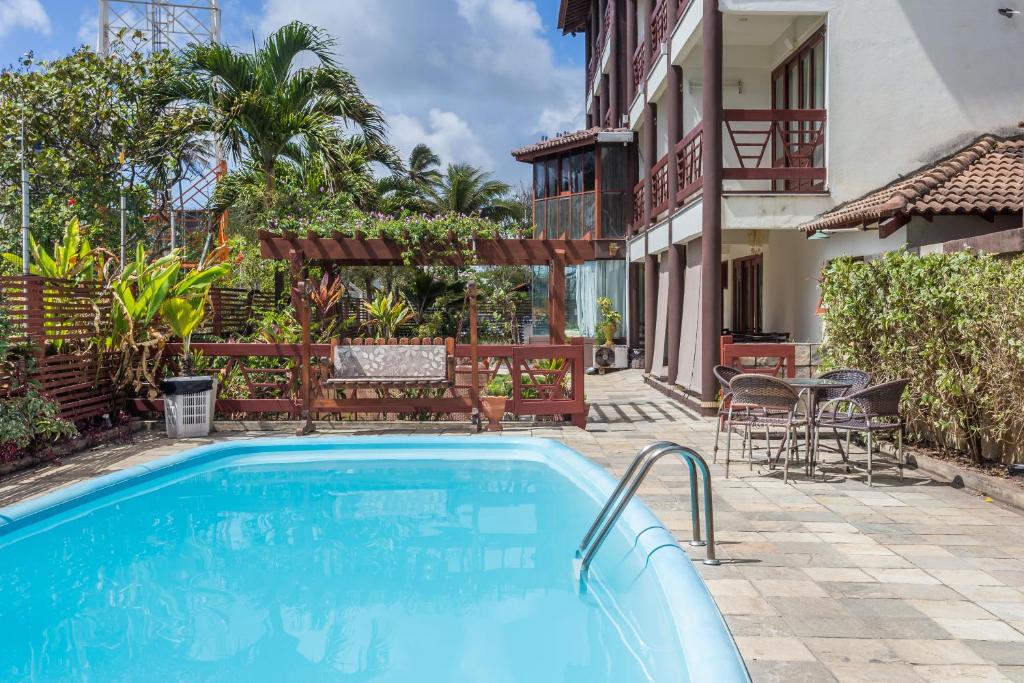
[257,231,599,266]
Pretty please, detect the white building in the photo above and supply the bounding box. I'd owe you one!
[514,0,1024,412]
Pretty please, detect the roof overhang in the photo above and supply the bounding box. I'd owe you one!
[596,131,635,144]
[558,0,590,34]
[512,128,634,163]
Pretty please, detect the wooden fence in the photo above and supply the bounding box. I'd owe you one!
[130,338,587,426]
[0,274,273,423]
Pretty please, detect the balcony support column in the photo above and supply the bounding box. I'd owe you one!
[666,243,684,384]
[628,261,641,348]
[642,102,656,228]
[549,253,567,345]
[643,252,658,374]
[699,0,723,414]
[667,64,682,212]
[625,0,636,100]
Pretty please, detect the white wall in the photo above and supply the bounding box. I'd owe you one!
[759,227,906,343]
[826,0,1024,203]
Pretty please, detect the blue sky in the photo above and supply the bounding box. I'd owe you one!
[0,0,585,186]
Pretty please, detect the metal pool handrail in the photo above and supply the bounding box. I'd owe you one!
[576,441,720,578]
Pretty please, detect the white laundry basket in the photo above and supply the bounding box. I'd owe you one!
[162,376,215,438]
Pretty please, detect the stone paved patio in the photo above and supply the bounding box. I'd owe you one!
[3,369,1024,682]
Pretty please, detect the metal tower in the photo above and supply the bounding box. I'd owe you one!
[98,0,220,57]
[98,0,225,262]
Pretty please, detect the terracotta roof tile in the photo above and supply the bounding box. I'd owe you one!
[802,135,1024,233]
[511,127,629,161]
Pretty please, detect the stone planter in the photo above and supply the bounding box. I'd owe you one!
[479,396,508,432]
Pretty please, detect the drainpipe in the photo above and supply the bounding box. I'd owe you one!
[699,0,723,414]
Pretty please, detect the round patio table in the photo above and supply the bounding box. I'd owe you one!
[783,377,852,475]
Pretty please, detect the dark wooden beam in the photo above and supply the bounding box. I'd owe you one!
[258,233,597,266]
[943,227,1024,255]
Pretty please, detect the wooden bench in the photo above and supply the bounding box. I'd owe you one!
[325,338,455,390]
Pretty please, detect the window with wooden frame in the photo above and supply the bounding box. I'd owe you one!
[531,148,598,239]
[771,27,826,191]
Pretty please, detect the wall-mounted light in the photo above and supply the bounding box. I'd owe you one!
[997,8,1020,18]
[808,229,833,240]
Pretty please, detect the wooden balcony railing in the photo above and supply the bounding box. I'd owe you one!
[651,155,670,217]
[676,123,704,203]
[723,109,827,190]
[589,0,616,90]
[629,110,827,233]
[650,0,669,56]
[632,40,646,94]
[632,178,644,231]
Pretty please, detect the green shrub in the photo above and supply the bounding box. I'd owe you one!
[820,249,1024,462]
[0,390,77,452]
[483,374,513,398]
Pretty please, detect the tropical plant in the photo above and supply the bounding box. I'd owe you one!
[104,245,229,389]
[167,21,386,205]
[597,296,622,327]
[407,144,442,189]
[482,374,513,398]
[361,292,414,339]
[2,218,101,281]
[429,163,525,224]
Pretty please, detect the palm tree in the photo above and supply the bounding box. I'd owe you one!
[430,163,525,223]
[167,21,385,203]
[407,144,442,189]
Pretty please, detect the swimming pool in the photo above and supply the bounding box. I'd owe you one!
[0,437,748,682]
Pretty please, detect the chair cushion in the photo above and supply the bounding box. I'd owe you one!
[334,345,448,381]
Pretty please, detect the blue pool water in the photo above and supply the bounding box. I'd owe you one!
[0,437,747,682]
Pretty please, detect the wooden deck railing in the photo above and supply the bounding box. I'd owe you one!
[131,339,588,426]
[720,334,795,378]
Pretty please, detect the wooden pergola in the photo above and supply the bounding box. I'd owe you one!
[257,230,598,429]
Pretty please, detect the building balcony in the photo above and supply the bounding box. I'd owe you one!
[631,108,827,232]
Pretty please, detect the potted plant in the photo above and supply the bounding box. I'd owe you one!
[153,257,230,438]
[480,375,512,432]
[597,296,621,348]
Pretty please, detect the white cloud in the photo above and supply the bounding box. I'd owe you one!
[77,11,98,49]
[0,0,51,38]
[253,0,582,184]
[390,108,493,169]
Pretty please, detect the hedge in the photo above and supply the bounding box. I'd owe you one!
[820,249,1024,464]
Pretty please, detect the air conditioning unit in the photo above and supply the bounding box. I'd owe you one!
[593,344,628,370]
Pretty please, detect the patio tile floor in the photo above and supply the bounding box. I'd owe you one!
[2,369,1024,682]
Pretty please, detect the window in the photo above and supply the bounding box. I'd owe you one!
[771,28,826,191]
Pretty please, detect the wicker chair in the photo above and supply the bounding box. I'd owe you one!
[813,379,909,486]
[712,365,743,464]
[816,369,871,457]
[726,375,804,482]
